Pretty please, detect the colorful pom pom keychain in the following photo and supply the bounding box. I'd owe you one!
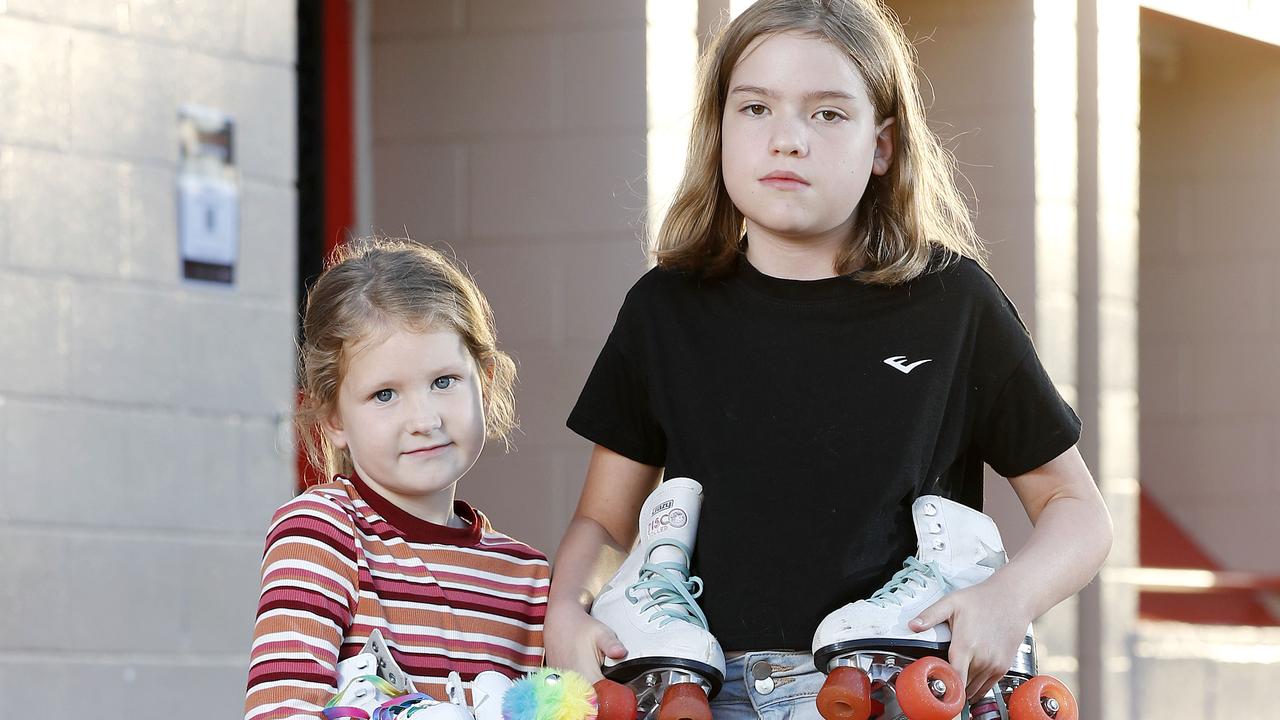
[501,668,599,720]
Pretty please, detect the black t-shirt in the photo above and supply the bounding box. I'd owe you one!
[567,253,1081,651]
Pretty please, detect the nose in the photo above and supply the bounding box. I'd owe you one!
[407,395,443,434]
[769,117,808,157]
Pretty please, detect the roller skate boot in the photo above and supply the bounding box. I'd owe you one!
[590,477,725,720]
[811,496,1077,720]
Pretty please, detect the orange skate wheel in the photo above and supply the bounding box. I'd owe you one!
[894,656,964,720]
[593,679,638,720]
[1008,675,1077,720]
[657,681,711,720]
[816,666,874,720]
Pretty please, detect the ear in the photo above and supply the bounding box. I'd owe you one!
[321,406,348,451]
[871,117,896,176]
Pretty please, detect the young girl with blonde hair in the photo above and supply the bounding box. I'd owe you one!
[546,1,1111,718]
[245,238,550,720]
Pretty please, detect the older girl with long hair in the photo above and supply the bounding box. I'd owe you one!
[546,1,1111,719]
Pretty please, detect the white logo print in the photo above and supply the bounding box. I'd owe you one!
[883,355,933,374]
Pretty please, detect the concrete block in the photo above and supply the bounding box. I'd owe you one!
[240,415,297,531]
[1137,338,1192,420]
[121,161,180,285]
[227,62,296,183]
[0,529,184,652]
[3,0,120,28]
[0,659,248,720]
[372,0,464,39]
[1191,338,1279,417]
[2,400,128,526]
[0,273,69,396]
[564,29,646,132]
[70,283,187,406]
[560,236,647,344]
[467,0,645,32]
[69,30,181,163]
[0,17,71,147]
[1211,660,1280,720]
[179,541,264,654]
[464,444,558,556]
[182,297,295,415]
[243,0,297,62]
[373,35,562,140]
[129,0,243,53]
[237,180,297,301]
[462,241,561,348]
[469,134,646,238]
[503,341,600,452]
[1131,657,1212,718]
[7,148,123,277]
[371,142,466,242]
[121,411,244,532]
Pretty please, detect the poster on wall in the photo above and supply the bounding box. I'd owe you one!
[177,105,239,285]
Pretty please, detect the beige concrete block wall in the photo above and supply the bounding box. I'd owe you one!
[369,0,648,557]
[1139,13,1280,574]
[0,2,298,717]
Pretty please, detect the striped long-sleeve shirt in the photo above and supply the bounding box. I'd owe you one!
[244,474,550,720]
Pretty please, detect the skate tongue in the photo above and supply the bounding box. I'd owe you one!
[648,542,686,566]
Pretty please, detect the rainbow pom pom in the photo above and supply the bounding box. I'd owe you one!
[501,668,599,720]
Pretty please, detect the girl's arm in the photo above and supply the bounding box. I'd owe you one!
[545,444,663,681]
[245,497,359,720]
[909,444,1113,700]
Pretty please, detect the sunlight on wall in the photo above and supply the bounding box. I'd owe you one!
[645,1,700,249]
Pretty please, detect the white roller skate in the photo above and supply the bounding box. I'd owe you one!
[590,477,725,720]
[811,496,1077,720]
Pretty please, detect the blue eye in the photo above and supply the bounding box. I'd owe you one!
[373,389,395,403]
[432,376,458,390]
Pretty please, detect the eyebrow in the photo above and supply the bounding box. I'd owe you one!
[728,85,858,102]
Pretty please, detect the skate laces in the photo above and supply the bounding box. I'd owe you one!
[623,539,709,629]
[866,556,948,608]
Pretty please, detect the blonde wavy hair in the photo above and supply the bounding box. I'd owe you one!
[653,0,984,284]
[296,237,518,482]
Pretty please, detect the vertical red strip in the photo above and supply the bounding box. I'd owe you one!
[298,0,356,491]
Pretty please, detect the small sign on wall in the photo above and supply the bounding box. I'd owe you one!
[178,105,239,284]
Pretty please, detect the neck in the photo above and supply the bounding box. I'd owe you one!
[361,475,459,526]
[743,220,853,280]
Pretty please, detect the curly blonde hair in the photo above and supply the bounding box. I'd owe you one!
[654,0,984,284]
[296,237,518,482]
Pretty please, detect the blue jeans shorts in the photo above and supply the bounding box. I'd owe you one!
[710,651,826,720]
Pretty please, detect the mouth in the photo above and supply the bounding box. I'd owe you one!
[759,171,810,189]
[403,442,453,457]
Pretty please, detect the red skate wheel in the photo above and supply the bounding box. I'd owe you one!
[816,666,874,720]
[894,656,964,720]
[1008,675,1077,720]
[657,681,711,720]
[593,679,638,720]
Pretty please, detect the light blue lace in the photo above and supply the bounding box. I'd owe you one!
[867,556,949,608]
[624,539,708,629]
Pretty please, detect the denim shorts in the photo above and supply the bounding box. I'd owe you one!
[710,651,826,720]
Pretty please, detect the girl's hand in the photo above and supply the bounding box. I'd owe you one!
[907,576,1032,702]
[544,602,628,683]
